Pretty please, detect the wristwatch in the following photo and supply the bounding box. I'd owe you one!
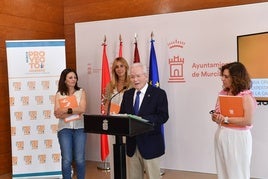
[67,108,73,114]
[223,116,229,124]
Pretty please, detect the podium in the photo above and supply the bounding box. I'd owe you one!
[84,114,154,179]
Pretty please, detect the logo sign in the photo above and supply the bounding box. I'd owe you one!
[102,119,108,131]
[168,39,186,83]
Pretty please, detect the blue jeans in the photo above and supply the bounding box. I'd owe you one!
[58,128,87,179]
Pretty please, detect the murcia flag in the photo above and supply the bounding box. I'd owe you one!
[133,40,140,63]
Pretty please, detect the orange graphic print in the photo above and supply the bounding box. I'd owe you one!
[59,95,80,122]
[59,95,78,108]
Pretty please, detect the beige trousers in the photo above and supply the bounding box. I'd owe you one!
[127,147,161,179]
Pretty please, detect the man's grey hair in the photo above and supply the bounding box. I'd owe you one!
[131,62,148,74]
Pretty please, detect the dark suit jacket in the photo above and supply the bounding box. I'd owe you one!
[119,85,169,159]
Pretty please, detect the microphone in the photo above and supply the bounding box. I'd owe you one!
[107,86,127,116]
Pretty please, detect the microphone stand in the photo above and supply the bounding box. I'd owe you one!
[107,86,127,116]
[97,86,127,172]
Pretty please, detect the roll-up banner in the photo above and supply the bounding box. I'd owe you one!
[6,39,66,178]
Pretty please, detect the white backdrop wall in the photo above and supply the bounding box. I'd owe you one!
[75,3,268,178]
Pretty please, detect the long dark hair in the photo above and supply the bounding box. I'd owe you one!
[57,68,80,95]
[220,62,252,95]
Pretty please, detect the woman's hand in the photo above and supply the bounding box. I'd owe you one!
[211,112,225,124]
[54,108,66,119]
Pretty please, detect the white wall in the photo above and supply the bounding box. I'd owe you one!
[75,3,268,178]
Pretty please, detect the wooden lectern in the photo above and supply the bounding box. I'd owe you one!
[84,114,154,179]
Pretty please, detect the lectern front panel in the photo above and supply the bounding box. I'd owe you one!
[83,114,153,137]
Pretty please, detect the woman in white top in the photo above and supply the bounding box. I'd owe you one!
[54,68,87,179]
[104,57,131,179]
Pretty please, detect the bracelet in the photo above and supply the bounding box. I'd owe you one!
[223,116,229,124]
[67,108,73,114]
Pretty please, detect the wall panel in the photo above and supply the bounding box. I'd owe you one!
[64,0,268,69]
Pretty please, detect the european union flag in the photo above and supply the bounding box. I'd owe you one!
[149,39,160,87]
[149,38,165,146]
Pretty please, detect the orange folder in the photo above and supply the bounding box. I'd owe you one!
[59,95,78,108]
[219,95,244,117]
[59,95,80,122]
[109,102,120,114]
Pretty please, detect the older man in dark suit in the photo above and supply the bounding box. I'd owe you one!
[119,62,169,179]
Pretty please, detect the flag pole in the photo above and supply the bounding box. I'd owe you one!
[119,34,123,57]
[97,35,111,171]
